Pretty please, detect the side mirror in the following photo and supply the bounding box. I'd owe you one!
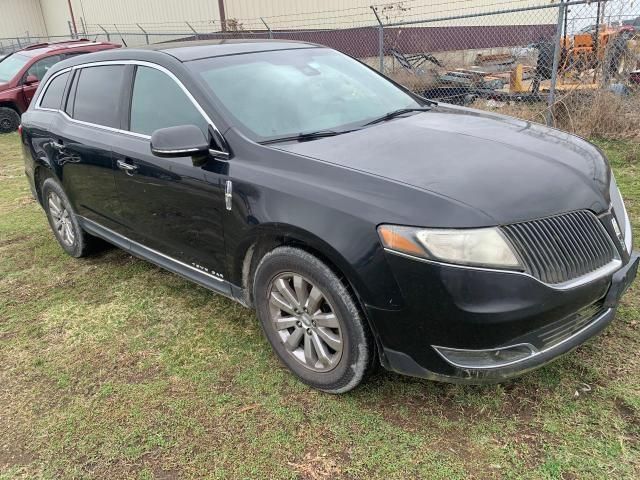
[150,125,209,158]
[24,74,39,85]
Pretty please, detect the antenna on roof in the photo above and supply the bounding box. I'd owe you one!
[113,24,127,47]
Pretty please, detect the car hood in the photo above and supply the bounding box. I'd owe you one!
[274,105,611,225]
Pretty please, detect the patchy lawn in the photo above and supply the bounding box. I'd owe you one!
[0,132,638,479]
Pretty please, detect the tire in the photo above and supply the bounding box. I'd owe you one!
[41,177,93,258]
[0,107,20,134]
[253,246,375,393]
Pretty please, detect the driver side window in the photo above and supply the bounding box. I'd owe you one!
[26,55,62,81]
[129,66,208,136]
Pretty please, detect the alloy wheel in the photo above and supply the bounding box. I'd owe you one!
[48,192,75,247]
[268,272,343,372]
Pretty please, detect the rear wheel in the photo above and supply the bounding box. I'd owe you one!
[253,246,375,393]
[41,178,93,257]
[0,107,20,134]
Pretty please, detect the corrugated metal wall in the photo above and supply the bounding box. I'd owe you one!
[4,0,558,38]
[39,0,220,36]
[224,0,557,29]
[0,0,47,38]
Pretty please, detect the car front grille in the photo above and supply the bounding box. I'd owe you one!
[501,210,617,285]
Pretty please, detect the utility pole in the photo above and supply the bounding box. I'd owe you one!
[67,0,78,38]
[218,0,227,32]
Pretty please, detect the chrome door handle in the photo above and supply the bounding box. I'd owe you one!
[116,159,138,175]
[50,141,64,150]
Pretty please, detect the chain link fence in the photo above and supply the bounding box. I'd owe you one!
[1,0,639,139]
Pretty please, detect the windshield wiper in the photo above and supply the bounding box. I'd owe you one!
[261,129,355,145]
[363,107,432,126]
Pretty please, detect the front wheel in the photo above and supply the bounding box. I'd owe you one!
[253,246,375,393]
[0,107,20,134]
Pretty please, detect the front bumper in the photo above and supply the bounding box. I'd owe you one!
[369,250,638,384]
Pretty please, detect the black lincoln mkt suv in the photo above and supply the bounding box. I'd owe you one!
[20,40,638,393]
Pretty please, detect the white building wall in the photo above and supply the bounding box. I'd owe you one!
[2,0,562,39]
[39,0,220,36]
[34,0,558,37]
[0,0,47,39]
[225,0,557,29]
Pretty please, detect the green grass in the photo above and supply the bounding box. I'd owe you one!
[0,131,638,479]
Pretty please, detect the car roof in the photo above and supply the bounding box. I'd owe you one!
[144,39,320,61]
[17,39,118,58]
[45,39,324,76]
[96,39,319,62]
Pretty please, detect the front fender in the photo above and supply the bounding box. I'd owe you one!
[223,178,406,311]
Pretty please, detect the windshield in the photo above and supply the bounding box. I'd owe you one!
[0,53,30,83]
[189,48,421,142]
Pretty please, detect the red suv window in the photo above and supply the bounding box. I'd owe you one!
[25,55,63,81]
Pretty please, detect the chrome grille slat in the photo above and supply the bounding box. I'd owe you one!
[555,216,582,278]
[502,210,616,285]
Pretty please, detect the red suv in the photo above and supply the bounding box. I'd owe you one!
[0,39,119,133]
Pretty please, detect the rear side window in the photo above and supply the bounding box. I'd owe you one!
[39,72,69,109]
[72,65,126,128]
[129,66,207,136]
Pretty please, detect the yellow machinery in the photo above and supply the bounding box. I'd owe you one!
[508,26,635,94]
[559,26,629,83]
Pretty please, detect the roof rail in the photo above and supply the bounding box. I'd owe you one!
[23,42,51,50]
[22,38,91,51]
[53,38,90,44]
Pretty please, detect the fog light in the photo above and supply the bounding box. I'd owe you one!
[432,343,537,369]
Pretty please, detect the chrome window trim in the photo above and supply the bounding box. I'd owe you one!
[432,307,613,370]
[34,60,227,146]
[384,248,622,291]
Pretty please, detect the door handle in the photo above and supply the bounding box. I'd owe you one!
[116,159,138,175]
[50,140,64,150]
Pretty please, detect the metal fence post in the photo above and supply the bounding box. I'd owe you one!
[137,23,149,44]
[546,2,567,127]
[98,24,110,42]
[261,18,273,39]
[68,21,75,39]
[80,17,87,37]
[370,6,384,73]
[186,22,199,40]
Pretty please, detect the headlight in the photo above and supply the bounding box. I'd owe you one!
[609,174,632,254]
[378,225,522,269]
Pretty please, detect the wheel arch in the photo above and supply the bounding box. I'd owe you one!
[33,161,59,206]
[0,101,20,114]
[235,224,384,364]
[234,224,366,307]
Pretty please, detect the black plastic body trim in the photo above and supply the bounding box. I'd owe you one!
[384,308,616,384]
[79,217,233,298]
